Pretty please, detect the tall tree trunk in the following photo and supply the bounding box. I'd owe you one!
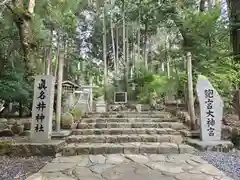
[116,27,119,76]
[132,30,135,72]
[110,0,116,72]
[126,24,129,92]
[187,52,196,130]
[166,36,170,79]
[137,0,141,62]
[161,63,165,72]
[122,0,127,92]
[143,22,148,69]
[28,0,35,13]
[100,1,108,101]
[199,0,206,11]
[46,28,53,75]
[56,50,64,132]
[54,32,60,78]
[63,40,69,80]
[8,0,36,80]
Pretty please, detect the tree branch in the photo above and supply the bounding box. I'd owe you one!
[28,0,35,14]
[0,0,10,6]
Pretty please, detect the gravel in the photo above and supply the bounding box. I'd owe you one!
[0,156,53,180]
[196,151,240,180]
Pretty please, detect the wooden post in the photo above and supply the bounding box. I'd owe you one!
[90,77,93,112]
[56,51,64,132]
[187,52,196,130]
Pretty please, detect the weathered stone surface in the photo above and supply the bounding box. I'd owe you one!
[63,142,195,156]
[148,154,166,162]
[145,128,157,134]
[63,144,77,156]
[165,128,180,135]
[24,173,46,180]
[91,144,106,154]
[0,129,14,137]
[170,135,183,144]
[11,123,24,135]
[186,159,200,166]
[90,163,114,173]
[148,161,184,174]
[125,154,149,164]
[89,154,106,164]
[140,143,159,153]
[105,154,127,164]
[102,163,137,180]
[134,163,176,180]
[74,166,102,180]
[43,172,76,180]
[170,122,185,130]
[0,118,7,123]
[26,153,233,180]
[76,122,186,130]
[0,140,65,157]
[158,143,179,154]
[76,156,90,167]
[128,135,141,142]
[175,172,214,180]
[196,75,223,141]
[52,156,88,163]
[123,143,139,154]
[187,138,234,152]
[106,143,124,154]
[76,143,93,154]
[40,163,76,172]
[219,177,234,180]
[164,154,187,164]
[195,164,225,176]
[156,135,170,142]
[72,127,179,136]
[178,144,196,154]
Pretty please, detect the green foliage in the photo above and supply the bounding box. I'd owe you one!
[70,107,82,120]
[93,87,104,100]
[0,69,32,103]
[0,0,239,116]
[132,63,171,103]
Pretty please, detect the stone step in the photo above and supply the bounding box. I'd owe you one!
[62,142,195,156]
[90,112,171,118]
[77,122,185,130]
[72,128,181,135]
[91,111,169,115]
[92,114,170,118]
[81,117,178,123]
[66,134,183,144]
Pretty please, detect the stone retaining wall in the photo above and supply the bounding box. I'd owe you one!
[0,140,66,157]
[174,109,240,148]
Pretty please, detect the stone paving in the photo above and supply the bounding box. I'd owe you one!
[27,154,233,180]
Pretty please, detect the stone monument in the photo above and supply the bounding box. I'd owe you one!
[96,95,106,113]
[31,75,55,141]
[196,75,223,141]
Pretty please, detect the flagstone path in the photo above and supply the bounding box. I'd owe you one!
[27,154,233,180]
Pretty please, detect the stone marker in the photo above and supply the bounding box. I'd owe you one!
[31,75,55,141]
[196,75,223,141]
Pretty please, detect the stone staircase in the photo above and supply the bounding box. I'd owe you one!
[62,111,195,156]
